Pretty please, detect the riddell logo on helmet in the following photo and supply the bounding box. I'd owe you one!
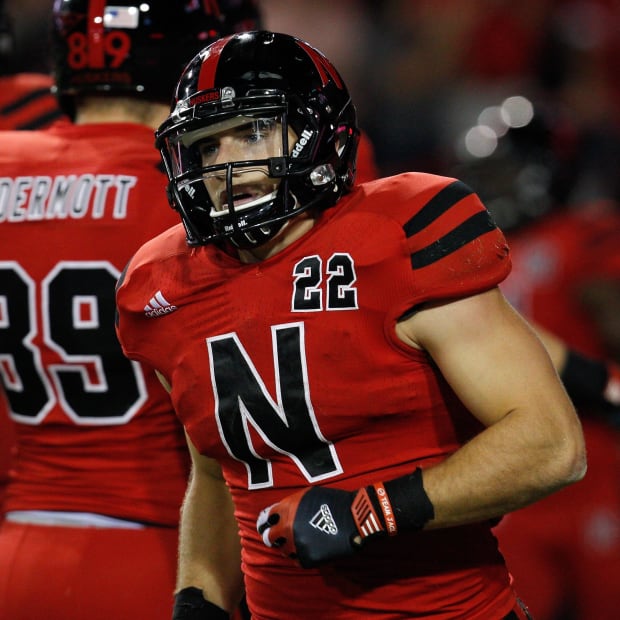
[189,90,220,107]
[291,129,313,158]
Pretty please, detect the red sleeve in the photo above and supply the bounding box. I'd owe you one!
[0,74,68,130]
[404,177,511,305]
[359,173,511,316]
[581,212,620,279]
[115,224,189,365]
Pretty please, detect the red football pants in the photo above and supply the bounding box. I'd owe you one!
[0,520,178,620]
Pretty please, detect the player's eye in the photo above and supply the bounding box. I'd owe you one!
[196,139,219,162]
[238,119,277,144]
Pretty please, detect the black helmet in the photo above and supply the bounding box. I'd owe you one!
[0,0,14,73]
[51,0,262,113]
[451,96,577,232]
[155,30,359,248]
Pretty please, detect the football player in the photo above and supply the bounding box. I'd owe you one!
[0,2,260,619]
[116,31,586,619]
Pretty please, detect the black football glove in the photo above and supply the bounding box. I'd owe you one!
[561,352,620,429]
[256,485,391,568]
[172,587,228,620]
[256,469,434,569]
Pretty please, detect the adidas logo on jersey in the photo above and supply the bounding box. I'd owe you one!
[144,291,177,318]
[310,504,338,536]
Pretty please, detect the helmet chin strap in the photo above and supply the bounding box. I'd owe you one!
[229,221,282,249]
[228,193,301,250]
[209,190,278,218]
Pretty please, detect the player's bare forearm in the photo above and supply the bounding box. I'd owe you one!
[258,289,587,569]
[177,435,244,612]
[399,287,587,527]
[420,403,584,528]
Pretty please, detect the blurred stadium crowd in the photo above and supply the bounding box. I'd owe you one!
[263,0,620,198]
[6,0,620,196]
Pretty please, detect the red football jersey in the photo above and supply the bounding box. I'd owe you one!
[356,130,379,184]
[496,207,620,620]
[0,121,188,526]
[501,208,620,357]
[0,395,14,512]
[116,173,515,618]
[0,74,67,130]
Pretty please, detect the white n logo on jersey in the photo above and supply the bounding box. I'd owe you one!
[207,322,343,489]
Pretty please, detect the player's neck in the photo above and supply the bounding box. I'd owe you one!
[74,96,169,129]
[237,213,317,264]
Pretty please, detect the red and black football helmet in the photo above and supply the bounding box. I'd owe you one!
[51,0,262,115]
[155,30,360,248]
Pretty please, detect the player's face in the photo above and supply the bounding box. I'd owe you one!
[194,116,296,216]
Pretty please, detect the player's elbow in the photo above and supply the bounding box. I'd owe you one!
[551,425,588,488]
[568,436,588,483]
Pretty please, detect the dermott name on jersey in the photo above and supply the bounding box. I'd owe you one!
[0,174,138,222]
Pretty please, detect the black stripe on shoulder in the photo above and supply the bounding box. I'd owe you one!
[16,109,65,130]
[410,210,496,269]
[403,180,473,238]
[0,87,54,115]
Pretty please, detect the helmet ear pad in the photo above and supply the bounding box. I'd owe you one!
[268,86,359,216]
